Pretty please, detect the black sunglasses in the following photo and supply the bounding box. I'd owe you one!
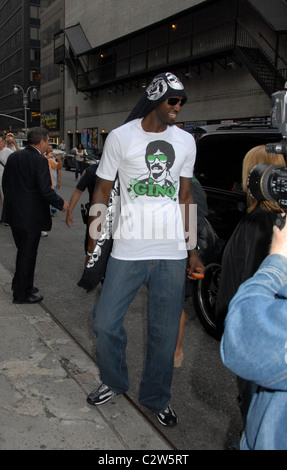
[167,97,185,107]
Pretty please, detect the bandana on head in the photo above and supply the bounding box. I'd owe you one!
[125,72,187,123]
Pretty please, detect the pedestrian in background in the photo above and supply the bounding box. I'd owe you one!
[5,133,20,152]
[46,143,63,216]
[2,127,68,304]
[74,143,85,180]
[59,139,66,152]
[0,136,13,222]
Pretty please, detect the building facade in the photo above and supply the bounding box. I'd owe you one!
[52,0,287,150]
[1,0,286,146]
[0,0,41,136]
[40,0,65,143]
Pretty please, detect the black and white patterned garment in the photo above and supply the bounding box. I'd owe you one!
[77,178,120,292]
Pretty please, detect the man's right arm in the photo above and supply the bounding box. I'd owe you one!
[87,177,114,255]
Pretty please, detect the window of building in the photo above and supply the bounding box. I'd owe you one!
[30,48,40,61]
[31,69,41,82]
[30,27,40,40]
[30,5,40,19]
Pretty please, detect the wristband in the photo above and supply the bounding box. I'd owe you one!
[188,245,200,252]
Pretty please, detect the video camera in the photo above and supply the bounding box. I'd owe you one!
[247,85,287,211]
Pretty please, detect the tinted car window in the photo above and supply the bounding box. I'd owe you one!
[195,130,282,192]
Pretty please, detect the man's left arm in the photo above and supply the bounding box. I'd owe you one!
[179,177,205,279]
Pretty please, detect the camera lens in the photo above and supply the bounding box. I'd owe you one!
[247,163,285,202]
[266,141,287,155]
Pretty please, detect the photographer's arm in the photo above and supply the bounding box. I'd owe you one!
[221,215,287,389]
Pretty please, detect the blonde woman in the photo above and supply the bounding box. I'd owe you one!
[216,145,285,331]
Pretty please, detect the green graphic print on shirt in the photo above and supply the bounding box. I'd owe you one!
[127,140,178,202]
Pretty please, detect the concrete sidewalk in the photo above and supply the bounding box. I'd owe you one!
[0,263,172,451]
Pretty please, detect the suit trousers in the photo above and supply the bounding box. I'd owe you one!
[11,226,41,300]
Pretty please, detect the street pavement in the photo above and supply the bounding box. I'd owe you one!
[0,168,242,450]
[0,261,174,451]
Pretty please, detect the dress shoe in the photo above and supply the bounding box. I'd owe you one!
[13,295,43,304]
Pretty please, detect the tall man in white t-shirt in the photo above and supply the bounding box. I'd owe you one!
[86,73,204,426]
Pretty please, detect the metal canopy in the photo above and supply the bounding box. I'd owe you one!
[249,0,287,32]
[64,23,92,56]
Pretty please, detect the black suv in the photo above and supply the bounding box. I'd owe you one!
[191,123,282,339]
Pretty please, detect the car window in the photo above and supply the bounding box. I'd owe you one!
[195,132,282,192]
[85,148,95,156]
[15,139,28,147]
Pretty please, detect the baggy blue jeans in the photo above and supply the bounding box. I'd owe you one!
[93,256,186,413]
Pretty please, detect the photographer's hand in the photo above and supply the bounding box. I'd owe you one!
[270,213,287,258]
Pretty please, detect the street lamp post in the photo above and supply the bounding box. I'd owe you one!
[13,84,38,136]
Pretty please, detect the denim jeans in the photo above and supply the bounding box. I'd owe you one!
[75,160,84,179]
[93,256,186,412]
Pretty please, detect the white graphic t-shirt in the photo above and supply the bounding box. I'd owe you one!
[96,119,196,260]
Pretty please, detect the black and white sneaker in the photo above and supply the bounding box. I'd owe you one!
[157,405,178,427]
[87,383,117,406]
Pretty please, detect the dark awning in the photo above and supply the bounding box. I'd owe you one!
[64,23,92,56]
[249,0,287,32]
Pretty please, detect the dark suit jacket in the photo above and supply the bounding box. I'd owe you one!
[2,145,64,231]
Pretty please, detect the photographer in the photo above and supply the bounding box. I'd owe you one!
[5,133,20,152]
[221,215,287,450]
[216,146,286,335]
[216,145,285,430]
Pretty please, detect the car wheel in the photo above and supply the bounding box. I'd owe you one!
[64,161,70,170]
[192,261,222,340]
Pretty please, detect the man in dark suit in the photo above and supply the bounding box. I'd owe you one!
[2,127,68,304]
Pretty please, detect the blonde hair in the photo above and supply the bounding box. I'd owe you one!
[242,145,286,213]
